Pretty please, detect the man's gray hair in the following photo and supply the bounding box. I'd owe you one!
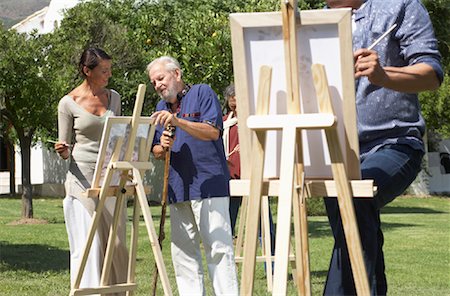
[146,56,182,76]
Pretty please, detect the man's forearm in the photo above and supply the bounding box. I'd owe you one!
[382,63,441,93]
[175,118,220,141]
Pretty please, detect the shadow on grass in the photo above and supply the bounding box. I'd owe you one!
[0,194,63,200]
[0,241,69,272]
[311,270,328,279]
[305,220,418,238]
[307,220,332,238]
[129,211,170,222]
[381,206,445,214]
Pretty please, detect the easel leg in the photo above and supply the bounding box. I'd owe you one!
[126,196,140,296]
[326,129,370,295]
[292,168,311,296]
[312,63,370,295]
[261,195,273,291]
[72,165,116,292]
[273,126,297,295]
[240,131,266,295]
[100,189,126,286]
[240,65,272,295]
[235,195,247,257]
[126,138,146,295]
[132,168,172,296]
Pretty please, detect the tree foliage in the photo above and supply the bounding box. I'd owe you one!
[48,0,447,145]
[419,0,450,146]
[0,30,56,135]
[47,0,324,116]
[0,26,59,217]
[45,1,149,116]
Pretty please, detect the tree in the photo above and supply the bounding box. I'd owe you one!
[126,0,318,107]
[40,0,330,117]
[0,27,58,218]
[43,0,309,115]
[43,0,150,116]
[419,0,450,149]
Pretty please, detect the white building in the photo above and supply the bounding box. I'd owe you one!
[11,0,81,34]
[10,6,48,34]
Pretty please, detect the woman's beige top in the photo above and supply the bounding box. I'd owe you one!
[58,89,121,164]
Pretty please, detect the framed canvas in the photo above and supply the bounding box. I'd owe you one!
[230,9,360,180]
[92,116,156,188]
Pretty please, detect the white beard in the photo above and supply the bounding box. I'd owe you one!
[159,86,178,102]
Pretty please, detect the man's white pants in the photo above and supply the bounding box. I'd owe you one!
[170,197,239,296]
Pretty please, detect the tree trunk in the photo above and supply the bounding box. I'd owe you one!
[8,141,15,195]
[20,135,33,218]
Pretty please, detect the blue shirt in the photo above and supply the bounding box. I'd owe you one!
[153,84,230,203]
[352,0,443,157]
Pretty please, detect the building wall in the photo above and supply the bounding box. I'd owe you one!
[13,143,67,196]
[427,139,450,194]
[42,0,81,33]
[14,144,44,184]
[11,7,47,33]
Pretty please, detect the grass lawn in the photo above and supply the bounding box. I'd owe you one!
[0,195,449,295]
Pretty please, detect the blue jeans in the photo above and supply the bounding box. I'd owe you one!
[324,144,424,296]
[229,196,242,237]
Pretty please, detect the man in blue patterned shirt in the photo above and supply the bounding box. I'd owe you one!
[324,1,443,295]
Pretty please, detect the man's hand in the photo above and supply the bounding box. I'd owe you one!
[160,130,175,150]
[354,48,389,87]
[152,110,179,128]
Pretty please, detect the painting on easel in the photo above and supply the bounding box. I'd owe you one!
[92,117,156,187]
[230,9,360,180]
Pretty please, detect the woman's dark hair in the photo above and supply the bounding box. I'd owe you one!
[78,47,111,78]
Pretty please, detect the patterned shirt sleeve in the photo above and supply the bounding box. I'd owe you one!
[396,0,443,83]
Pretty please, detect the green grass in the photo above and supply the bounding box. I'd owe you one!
[0,195,449,295]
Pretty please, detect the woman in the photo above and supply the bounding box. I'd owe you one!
[222,84,241,235]
[55,48,127,292]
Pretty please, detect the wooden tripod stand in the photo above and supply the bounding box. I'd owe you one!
[239,63,373,295]
[70,84,172,296]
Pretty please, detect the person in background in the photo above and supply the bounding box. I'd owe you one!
[324,1,443,295]
[55,47,128,293]
[148,56,239,296]
[222,84,241,236]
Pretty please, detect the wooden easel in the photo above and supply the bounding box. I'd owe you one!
[69,84,172,296]
[230,193,288,292]
[229,67,299,294]
[237,1,373,295]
